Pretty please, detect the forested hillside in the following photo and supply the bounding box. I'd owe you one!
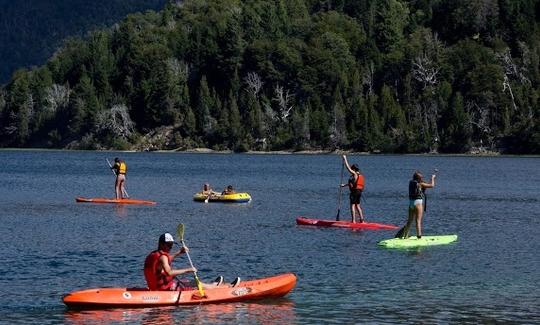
[1,0,539,153]
[0,0,168,83]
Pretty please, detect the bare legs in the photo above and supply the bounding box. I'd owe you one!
[415,204,423,238]
[350,203,364,223]
[402,204,423,238]
[115,174,126,199]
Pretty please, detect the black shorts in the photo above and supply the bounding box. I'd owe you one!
[349,189,362,204]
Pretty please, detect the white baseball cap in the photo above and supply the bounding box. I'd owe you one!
[159,233,175,243]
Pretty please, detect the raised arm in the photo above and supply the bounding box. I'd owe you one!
[170,246,187,260]
[342,155,355,174]
[421,174,436,189]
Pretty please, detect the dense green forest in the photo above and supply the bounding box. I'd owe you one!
[1,0,539,153]
[0,0,167,83]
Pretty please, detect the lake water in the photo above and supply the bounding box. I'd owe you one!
[0,150,538,324]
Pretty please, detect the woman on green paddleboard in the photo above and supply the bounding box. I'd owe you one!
[398,171,436,239]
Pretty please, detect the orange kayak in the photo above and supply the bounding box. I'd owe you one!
[63,273,296,309]
[75,197,156,205]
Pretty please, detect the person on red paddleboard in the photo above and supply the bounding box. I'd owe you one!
[111,158,127,199]
[144,233,240,291]
[341,155,365,223]
[398,171,436,239]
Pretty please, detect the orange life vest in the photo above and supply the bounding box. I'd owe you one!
[143,250,173,290]
[348,173,364,190]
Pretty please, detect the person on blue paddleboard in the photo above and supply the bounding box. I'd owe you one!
[397,171,436,239]
[111,158,127,199]
[143,233,240,291]
[341,155,365,223]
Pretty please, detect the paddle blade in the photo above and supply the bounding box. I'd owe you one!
[176,223,185,242]
[336,209,340,221]
[394,226,405,238]
[194,274,205,297]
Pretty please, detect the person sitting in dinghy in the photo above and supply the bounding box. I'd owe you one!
[221,185,236,195]
[144,233,240,291]
[202,183,219,197]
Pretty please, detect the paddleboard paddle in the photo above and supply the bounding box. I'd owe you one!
[336,161,345,221]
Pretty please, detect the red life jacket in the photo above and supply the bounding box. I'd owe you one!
[144,250,174,290]
[348,173,365,190]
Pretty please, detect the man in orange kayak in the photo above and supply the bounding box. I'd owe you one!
[144,233,240,291]
[111,158,127,199]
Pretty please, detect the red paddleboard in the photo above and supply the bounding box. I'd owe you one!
[76,197,156,205]
[296,216,398,230]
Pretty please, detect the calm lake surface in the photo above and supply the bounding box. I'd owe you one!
[0,150,538,324]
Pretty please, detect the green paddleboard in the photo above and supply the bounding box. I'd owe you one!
[378,235,458,248]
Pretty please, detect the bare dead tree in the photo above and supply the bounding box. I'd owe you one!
[25,94,35,121]
[517,42,533,85]
[412,53,440,90]
[498,49,518,76]
[502,75,517,111]
[497,49,518,112]
[362,62,374,95]
[244,72,263,98]
[46,84,70,113]
[465,100,494,149]
[4,111,18,135]
[273,84,293,121]
[96,104,135,139]
[167,58,190,82]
